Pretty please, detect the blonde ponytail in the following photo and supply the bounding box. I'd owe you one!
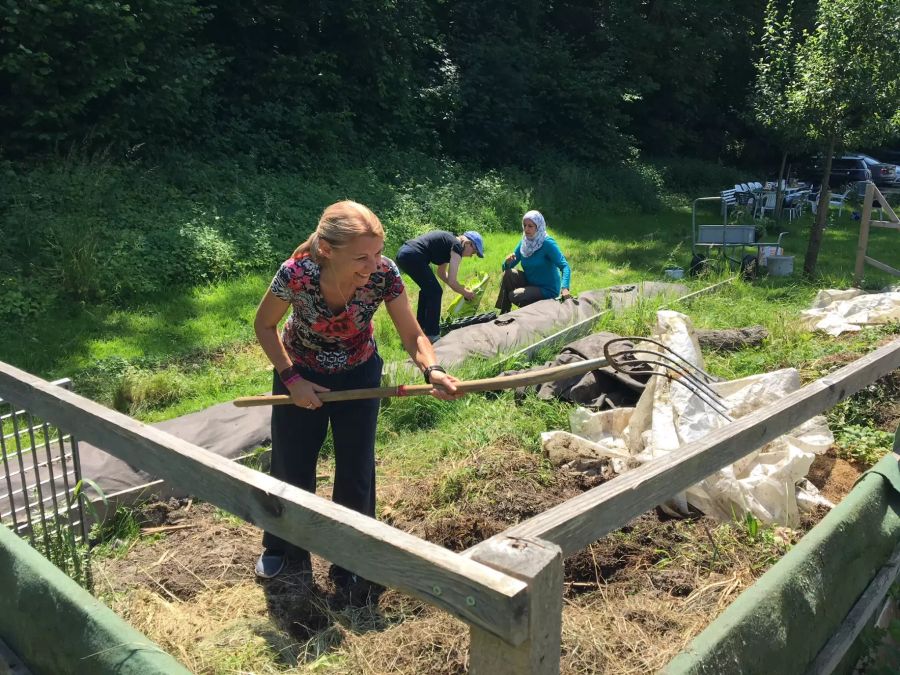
[292,201,384,261]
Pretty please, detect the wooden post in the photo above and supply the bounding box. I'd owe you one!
[854,181,875,286]
[468,537,563,675]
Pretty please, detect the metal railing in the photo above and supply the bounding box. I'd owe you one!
[0,378,92,588]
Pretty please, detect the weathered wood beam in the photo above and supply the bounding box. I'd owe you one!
[855,182,877,285]
[864,256,900,278]
[696,326,768,351]
[466,339,900,558]
[0,361,530,645]
[469,537,563,675]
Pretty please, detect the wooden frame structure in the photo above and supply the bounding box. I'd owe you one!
[854,182,900,286]
[2,338,900,673]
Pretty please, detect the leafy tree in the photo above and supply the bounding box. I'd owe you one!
[200,0,446,161]
[441,0,632,164]
[787,0,900,276]
[613,0,767,159]
[0,1,220,153]
[752,0,808,222]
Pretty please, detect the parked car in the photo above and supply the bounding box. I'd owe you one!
[801,156,871,188]
[866,148,900,167]
[851,153,898,187]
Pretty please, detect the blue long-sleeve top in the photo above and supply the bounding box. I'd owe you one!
[503,236,572,298]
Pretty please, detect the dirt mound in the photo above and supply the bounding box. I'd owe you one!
[807,449,866,504]
[381,448,605,551]
[96,501,260,601]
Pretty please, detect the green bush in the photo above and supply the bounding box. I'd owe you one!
[0,0,220,152]
[651,157,748,198]
[0,152,742,317]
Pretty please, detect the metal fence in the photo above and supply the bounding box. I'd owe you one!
[0,378,91,588]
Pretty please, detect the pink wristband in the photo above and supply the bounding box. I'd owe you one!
[282,372,302,387]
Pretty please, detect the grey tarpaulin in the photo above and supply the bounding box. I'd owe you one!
[503,332,652,409]
[77,401,271,521]
[390,282,688,377]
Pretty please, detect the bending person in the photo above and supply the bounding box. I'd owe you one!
[395,230,485,342]
[495,210,571,314]
[253,201,464,585]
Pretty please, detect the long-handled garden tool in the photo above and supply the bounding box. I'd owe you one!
[232,356,610,407]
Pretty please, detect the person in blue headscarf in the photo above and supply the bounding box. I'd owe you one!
[495,210,571,314]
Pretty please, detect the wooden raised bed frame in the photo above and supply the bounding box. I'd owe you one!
[1,338,899,673]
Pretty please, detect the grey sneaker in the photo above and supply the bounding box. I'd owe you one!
[255,551,287,579]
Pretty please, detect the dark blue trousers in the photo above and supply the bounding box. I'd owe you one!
[396,244,442,337]
[263,353,383,559]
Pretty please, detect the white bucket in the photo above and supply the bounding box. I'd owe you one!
[758,245,782,267]
[767,255,794,277]
[664,268,685,280]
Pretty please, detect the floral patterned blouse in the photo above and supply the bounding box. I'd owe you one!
[270,254,405,374]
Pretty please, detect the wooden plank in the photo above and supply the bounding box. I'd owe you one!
[0,360,530,645]
[663,276,737,305]
[469,537,563,675]
[855,182,875,285]
[805,542,900,675]
[466,339,900,558]
[0,378,71,411]
[870,221,900,230]
[864,256,900,278]
[873,184,899,224]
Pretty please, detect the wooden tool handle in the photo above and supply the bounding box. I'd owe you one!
[234,384,434,407]
[233,357,609,408]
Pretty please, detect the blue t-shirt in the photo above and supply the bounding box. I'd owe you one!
[504,236,571,298]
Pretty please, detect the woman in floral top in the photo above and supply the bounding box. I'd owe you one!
[253,201,463,585]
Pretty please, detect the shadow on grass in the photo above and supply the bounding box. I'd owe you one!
[0,272,270,377]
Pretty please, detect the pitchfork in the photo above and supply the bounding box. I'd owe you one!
[602,336,734,422]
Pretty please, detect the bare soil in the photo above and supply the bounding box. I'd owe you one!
[95,444,864,674]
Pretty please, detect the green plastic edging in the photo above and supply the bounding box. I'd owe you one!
[665,452,900,675]
[0,525,190,675]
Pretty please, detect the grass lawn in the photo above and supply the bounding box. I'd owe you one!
[4,182,899,674]
[2,202,895,418]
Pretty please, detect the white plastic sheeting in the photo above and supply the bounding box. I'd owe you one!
[542,310,834,527]
[800,287,900,336]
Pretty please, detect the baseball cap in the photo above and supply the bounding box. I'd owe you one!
[463,230,484,257]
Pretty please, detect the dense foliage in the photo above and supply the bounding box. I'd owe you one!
[0,0,839,165]
[0,150,746,321]
[2,0,898,313]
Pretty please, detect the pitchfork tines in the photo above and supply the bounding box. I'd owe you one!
[602,336,734,422]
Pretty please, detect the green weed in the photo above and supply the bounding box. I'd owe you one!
[834,425,895,466]
[90,506,142,559]
[212,508,245,527]
[114,366,194,415]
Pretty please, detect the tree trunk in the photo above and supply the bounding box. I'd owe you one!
[774,150,788,224]
[804,136,836,277]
